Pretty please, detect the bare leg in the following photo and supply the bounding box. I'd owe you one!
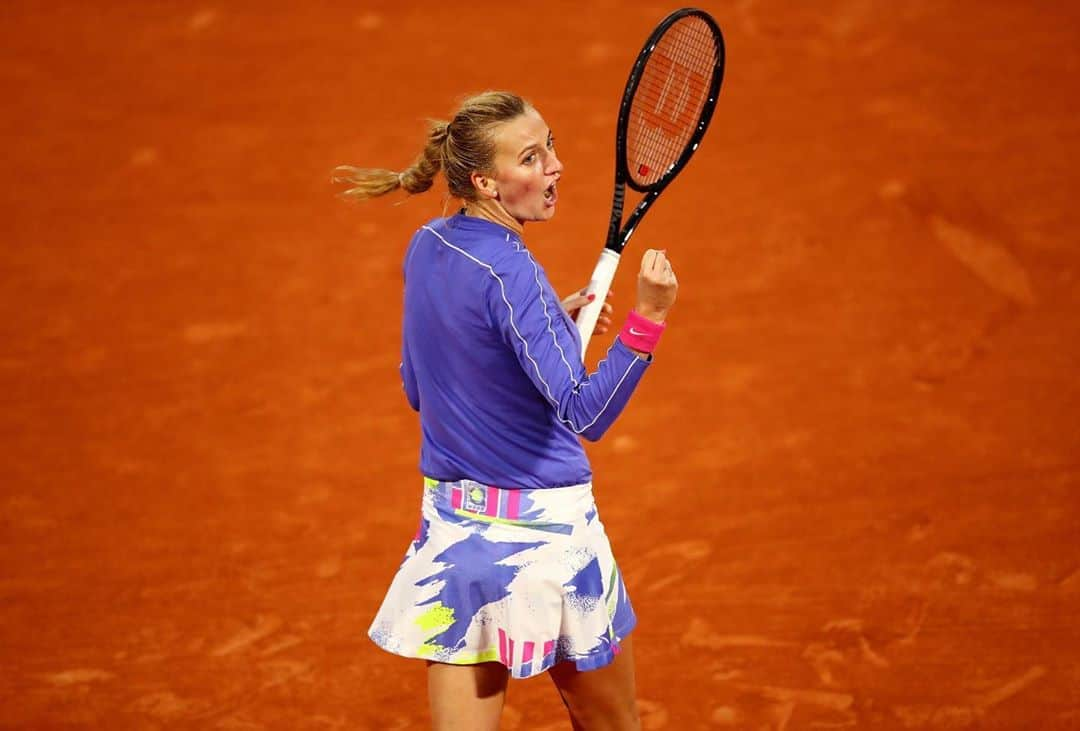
[427,661,509,731]
[548,635,640,731]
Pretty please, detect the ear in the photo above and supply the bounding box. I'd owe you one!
[470,171,499,200]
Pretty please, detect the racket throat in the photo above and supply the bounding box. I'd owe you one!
[605,184,626,251]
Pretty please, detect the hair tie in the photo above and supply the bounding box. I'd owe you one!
[397,172,406,188]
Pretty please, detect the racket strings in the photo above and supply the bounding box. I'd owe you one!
[626,16,719,187]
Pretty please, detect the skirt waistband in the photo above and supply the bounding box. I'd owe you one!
[423,477,595,533]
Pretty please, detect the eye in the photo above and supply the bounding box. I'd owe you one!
[522,152,537,165]
[547,136,556,150]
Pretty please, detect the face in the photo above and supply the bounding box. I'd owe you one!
[479,108,563,225]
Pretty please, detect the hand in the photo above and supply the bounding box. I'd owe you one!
[562,286,615,334]
[635,249,677,323]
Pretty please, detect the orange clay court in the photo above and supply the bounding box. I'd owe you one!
[1,2,1078,729]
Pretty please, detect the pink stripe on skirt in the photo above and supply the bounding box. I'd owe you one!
[505,488,522,520]
[484,486,500,517]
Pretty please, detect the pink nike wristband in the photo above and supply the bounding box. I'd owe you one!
[619,310,666,354]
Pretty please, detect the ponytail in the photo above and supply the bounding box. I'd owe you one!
[333,91,527,204]
[400,120,449,194]
[332,120,449,203]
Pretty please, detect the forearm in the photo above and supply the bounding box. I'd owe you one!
[556,339,650,441]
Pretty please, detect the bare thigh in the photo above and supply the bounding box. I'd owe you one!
[548,635,640,731]
[427,661,509,731]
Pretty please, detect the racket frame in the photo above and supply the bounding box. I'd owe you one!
[576,7,725,358]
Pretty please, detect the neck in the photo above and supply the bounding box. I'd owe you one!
[463,199,524,236]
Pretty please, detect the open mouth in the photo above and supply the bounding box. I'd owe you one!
[543,181,558,205]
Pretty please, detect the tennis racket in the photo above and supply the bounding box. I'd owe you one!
[575,7,725,359]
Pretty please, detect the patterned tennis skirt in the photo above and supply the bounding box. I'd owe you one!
[368,477,636,679]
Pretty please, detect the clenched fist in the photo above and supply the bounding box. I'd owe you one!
[635,249,678,323]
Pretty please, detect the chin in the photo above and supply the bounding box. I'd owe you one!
[517,211,556,227]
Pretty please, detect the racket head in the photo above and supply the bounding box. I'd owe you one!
[616,8,725,194]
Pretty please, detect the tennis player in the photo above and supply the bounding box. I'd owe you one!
[334,91,677,731]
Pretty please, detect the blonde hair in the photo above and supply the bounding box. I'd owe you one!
[333,91,529,203]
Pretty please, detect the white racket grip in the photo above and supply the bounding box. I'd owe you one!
[575,249,622,362]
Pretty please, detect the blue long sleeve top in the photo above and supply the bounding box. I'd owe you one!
[400,214,651,488]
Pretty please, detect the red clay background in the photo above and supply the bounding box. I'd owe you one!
[2,2,1078,729]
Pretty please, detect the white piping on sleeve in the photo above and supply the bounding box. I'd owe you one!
[515,245,580,388]
[421,225,632,435]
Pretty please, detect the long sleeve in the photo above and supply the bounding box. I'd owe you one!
[486,248,649,442]
[400,350,419,412]
[400,240,420,412]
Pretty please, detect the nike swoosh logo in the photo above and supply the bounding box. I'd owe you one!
[628,328,649,336]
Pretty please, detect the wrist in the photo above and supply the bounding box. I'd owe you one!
[632,305,668,324]
[620,310,666,355]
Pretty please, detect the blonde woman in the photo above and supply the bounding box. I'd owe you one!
[335,91,677,731]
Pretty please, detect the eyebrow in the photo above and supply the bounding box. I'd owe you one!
[517,130,554,159]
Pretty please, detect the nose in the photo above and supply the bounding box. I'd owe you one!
[546,149,563,177]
